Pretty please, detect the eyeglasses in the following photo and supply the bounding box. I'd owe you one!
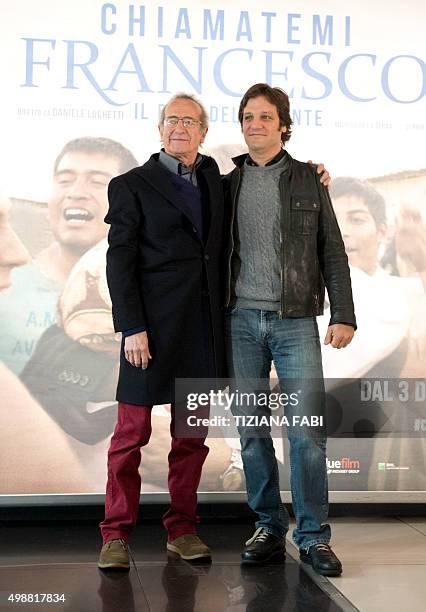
[163,116,202,128]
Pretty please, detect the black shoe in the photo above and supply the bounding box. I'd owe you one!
[300,543,342,576]
[241,528,286,565]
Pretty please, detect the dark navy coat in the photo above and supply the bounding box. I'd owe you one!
[105,153,226,405]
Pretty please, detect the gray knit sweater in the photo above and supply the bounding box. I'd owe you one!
[234,155,289,310]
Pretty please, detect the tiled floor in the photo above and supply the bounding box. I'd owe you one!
[0,521,350,611]
[0,517,425,611]
[289,516,426,612]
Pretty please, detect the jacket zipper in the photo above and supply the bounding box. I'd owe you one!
[278,173,286,319]
[225,169,241,307]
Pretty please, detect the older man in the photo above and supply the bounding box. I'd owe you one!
[98,93,226,568]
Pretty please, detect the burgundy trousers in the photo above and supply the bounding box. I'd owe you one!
[99,402,209,543]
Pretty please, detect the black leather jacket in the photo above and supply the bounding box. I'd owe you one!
[223,152,356,328]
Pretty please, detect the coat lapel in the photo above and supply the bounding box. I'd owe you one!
[199,159,222,249]
[134,155,200,234]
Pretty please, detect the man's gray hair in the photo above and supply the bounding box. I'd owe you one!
[159,93,209,129]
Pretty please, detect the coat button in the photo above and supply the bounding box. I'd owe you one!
[193,226,197,232]
[296,202,300,207]
[204,254,210,261]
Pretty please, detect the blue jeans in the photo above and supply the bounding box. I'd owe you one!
[225,308,330,549]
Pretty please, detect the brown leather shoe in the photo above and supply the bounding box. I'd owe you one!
[98,539,130,570]
[167,534,211,560]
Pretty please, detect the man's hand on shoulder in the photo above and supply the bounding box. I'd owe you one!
[324,324,354,349]
[124,331,152,369]
[307,160,331,187]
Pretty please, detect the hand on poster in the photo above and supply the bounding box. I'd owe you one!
[407,296,426,363]
[393,205,426,367]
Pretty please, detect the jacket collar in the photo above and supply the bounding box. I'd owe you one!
[232,150,294,170]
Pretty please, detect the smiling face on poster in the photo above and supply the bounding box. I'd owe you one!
[49,152,121,254]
